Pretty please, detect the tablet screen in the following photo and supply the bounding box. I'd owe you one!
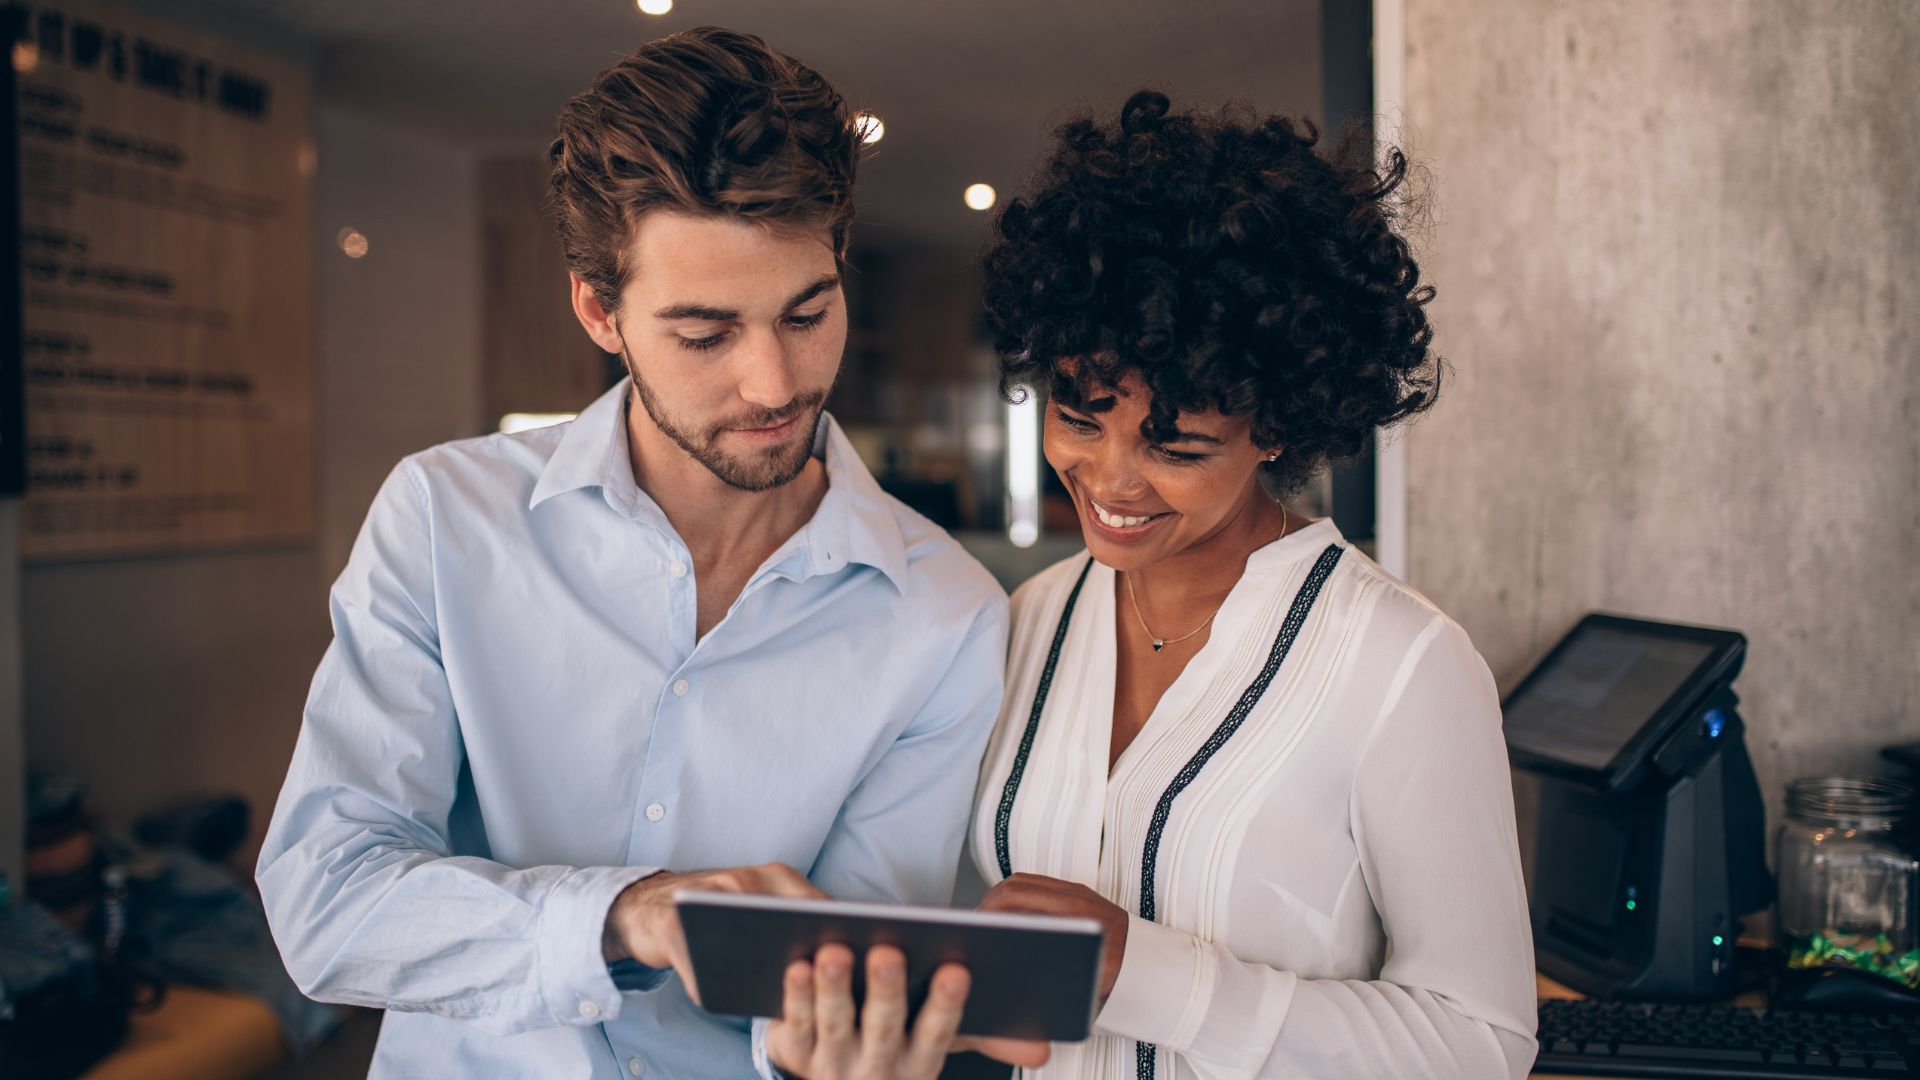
[1504,626,1716,772]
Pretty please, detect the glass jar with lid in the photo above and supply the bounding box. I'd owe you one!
[1775,776,1919,989]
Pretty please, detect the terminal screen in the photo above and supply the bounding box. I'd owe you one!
[1504,627,1716,772]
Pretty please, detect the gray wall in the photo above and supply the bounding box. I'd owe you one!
[20,105,482,852]
[1400,1,1920,865]
[314,108,483,577]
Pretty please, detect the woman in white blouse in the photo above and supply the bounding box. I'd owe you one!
[963,91,1539,1079]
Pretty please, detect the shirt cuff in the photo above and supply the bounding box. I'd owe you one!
[536,865,663,1027]
[752,1016,788,1080]
[1097,916,1300,1076]
[1094,915,1216,1052]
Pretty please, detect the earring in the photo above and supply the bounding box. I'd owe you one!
[1265,452,1280,463]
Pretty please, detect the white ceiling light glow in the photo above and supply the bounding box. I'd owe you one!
[1006,391,1040,548]
[854,112,885,146]
[964,183,996,211]
[636,0,673,15]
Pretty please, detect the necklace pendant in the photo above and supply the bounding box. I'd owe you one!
[1152,639,1165,652]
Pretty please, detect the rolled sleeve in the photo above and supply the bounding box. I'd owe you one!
[259,462,673,1038]
[536,865,665,1026]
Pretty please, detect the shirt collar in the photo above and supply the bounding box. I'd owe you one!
[1243,515,1344,576]
[529,379,908,592]
[804,412,910,592]
[528,379,634,513]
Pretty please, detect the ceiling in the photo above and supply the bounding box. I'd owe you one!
[153,0,1327,252]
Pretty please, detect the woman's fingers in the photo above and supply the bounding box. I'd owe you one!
[857,946,910,1073]
[965,1035,1054,1070]
[811,943,859,1076]
[978,877,1063,914]
[981,874,1101,911]
[901,962,971,1078]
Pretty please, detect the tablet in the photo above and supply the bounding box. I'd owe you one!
[674,890,1105,1041]
[1502,613,1747,792]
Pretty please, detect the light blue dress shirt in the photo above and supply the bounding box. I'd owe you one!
[257,380,1008,1079]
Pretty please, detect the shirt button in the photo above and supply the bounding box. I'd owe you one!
[578,1000,600,1019]
[645,803,666,822]
[672,679,689,696]
[628,1058,646,1077]
[669,561,687,579]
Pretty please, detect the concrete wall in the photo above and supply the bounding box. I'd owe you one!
[1400,1,1920,862]
[20,104,482,850]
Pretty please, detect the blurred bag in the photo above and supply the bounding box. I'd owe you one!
[134,793,250,866]
[5,773,157,1078]
[24,773,99,937]
[0,895,131,1080]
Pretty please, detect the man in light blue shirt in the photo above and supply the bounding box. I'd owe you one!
[257,27,1008,1079]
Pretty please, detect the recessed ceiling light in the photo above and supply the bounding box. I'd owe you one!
[337,228,369,259]
[854,112,885,146]
[637,0,672,14]
[964,183,996,211]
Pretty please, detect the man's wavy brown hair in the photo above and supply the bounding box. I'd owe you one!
[547,27,861,313]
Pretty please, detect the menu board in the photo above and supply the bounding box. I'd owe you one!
[10,0,313,559]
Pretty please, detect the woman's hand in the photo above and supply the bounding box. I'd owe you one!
[765,944,1051,1079]
[978,873,1130,1003]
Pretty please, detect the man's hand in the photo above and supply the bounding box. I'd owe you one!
[766,944,1050,1079]
[603,863,823,1003]
[978,873,1130,1003]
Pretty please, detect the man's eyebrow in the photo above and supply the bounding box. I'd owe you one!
[651,275,842,323]
[784,274,841,311]
[653,301,737,321]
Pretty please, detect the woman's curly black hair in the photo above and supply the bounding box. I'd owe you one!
[984,90,1439,494]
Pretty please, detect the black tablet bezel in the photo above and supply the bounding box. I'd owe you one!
[1502,613,1747,792]
[673,889,1106,1042]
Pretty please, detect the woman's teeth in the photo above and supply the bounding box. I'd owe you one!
[1092,499,1161,529]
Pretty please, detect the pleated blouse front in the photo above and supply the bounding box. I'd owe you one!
[969,519,1538,1080]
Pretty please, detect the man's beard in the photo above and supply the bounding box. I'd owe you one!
[623,348,831,493]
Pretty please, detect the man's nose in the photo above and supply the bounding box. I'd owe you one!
[735,331,798,410]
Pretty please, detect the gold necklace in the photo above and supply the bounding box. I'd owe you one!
[1126,505,1285,654]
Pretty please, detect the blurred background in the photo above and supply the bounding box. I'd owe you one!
[0,0,1915,1076]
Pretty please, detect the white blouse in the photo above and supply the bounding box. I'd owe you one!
[968,519,1537,1080]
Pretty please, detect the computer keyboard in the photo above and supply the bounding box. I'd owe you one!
[1536,998,1920,1077]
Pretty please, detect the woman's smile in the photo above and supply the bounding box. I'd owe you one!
[1083,494,1173,543]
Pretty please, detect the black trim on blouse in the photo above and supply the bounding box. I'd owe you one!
[989,544,1346,1080]
[994,557,1095,879]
